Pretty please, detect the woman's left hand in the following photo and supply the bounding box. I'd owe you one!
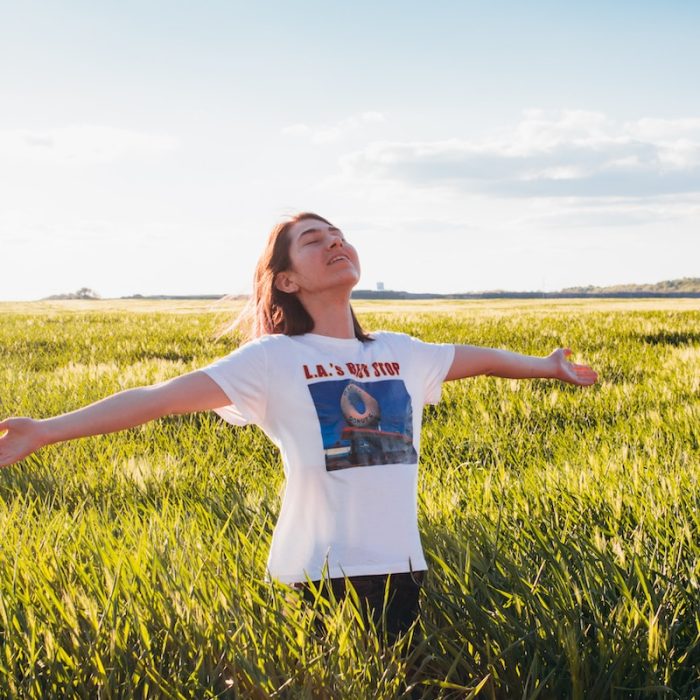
[547,348,598,386]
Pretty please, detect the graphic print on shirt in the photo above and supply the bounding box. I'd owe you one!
[307,379,417,471]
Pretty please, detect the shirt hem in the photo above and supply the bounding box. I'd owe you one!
[269,559,429,585]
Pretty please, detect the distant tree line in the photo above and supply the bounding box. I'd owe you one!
[351,277,700,299]
[43,287,102,300]
[41,278,700,301]
[560,277,700,294]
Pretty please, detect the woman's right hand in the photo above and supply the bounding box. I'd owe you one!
[0,418,48,468]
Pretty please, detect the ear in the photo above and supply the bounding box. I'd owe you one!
[274,272,300,294]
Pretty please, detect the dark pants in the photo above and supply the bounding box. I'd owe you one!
[294,570,426,639]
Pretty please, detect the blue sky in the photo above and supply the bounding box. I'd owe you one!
[1,0,698,299]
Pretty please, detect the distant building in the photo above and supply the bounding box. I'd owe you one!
[376,282,385,291]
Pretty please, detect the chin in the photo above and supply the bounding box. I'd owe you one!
[334,275,360,294]
[333,267,360,283]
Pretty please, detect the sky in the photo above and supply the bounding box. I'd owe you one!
[1,0,699,300]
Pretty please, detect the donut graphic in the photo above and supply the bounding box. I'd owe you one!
[340,383,380,427]
[308,378,417,470]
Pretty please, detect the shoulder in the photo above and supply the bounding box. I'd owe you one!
[366,331,432,357]
[256,333,292,346]
[210,334,289,367]
[236,333,292,353]
[368,330,409,341]
[369,331,415,347]
[370,331,455,362]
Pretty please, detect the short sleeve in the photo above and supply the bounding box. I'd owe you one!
[403,335,455,405]
[199,338,269,426]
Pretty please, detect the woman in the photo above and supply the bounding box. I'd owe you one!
[0,212,598,639]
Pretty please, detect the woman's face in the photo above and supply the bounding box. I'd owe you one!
[280,218,361,295]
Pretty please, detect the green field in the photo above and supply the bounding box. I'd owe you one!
[1,299,699,699]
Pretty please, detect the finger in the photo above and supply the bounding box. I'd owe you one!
[575,370,598,383]
[565,364,596,379]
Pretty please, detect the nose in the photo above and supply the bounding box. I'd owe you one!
[327,231,344,248]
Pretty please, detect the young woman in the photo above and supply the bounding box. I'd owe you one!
[0,212,598,639]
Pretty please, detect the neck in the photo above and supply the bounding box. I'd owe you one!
[298,289,355,339]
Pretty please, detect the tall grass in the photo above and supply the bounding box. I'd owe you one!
[0,300,698,698]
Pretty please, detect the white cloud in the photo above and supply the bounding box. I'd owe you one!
[340,110,700,198]
[626,117,700,141]
[516,196,700,229]
[282,111,385,144]
[0,125,177,164]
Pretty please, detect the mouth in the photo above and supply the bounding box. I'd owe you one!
[328,255,351,265]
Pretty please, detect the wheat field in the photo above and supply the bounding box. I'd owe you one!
[0,299,698,699]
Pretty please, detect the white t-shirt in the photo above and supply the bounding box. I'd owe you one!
[200,331,455,585]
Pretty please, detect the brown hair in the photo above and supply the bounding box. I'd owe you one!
[216,212,372,342]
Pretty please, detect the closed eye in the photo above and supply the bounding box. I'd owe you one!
[298,225,344,245]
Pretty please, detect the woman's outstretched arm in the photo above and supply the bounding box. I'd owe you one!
[445,345,598,386]
[0,371,230,469]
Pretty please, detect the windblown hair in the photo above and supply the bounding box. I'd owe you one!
[216,212,372,342]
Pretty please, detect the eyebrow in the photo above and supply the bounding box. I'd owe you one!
[298,225,341,240]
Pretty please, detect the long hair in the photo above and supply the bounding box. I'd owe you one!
[216,212,372,342]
